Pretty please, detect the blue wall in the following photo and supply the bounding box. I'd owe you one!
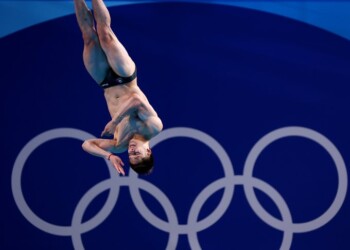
[1,1,350,249]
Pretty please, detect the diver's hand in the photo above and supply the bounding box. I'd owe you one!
[108,154,125,175]
[101,120,116,137]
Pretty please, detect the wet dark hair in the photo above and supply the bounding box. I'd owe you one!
[129,153,154,175]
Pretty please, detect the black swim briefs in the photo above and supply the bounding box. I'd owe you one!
[99,68,137,89]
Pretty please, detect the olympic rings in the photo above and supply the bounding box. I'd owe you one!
[11,126,347,249]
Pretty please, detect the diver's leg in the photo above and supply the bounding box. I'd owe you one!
[92,0,135,77]
[74,0,109,83]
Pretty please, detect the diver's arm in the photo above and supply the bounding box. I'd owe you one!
[82,138,125,175]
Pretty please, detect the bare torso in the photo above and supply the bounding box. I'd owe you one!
[103,79,158,152]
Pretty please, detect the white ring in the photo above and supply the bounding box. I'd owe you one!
[243,126,348,232]
[11,128,120,236]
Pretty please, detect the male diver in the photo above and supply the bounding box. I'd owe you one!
[74,0,163,175]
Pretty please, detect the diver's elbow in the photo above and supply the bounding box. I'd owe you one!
[82,140,90,152]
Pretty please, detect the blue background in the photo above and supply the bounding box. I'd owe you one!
[1,1,350,249]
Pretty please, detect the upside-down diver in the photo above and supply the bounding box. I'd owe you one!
[74,0,163,175]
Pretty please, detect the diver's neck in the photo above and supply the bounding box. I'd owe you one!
[132,134,148,141]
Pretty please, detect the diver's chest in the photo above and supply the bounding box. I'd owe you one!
[117,116,145,136]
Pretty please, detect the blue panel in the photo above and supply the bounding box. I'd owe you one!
[1,1,350,39]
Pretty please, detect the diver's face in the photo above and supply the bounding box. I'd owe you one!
[128,139,150,164]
